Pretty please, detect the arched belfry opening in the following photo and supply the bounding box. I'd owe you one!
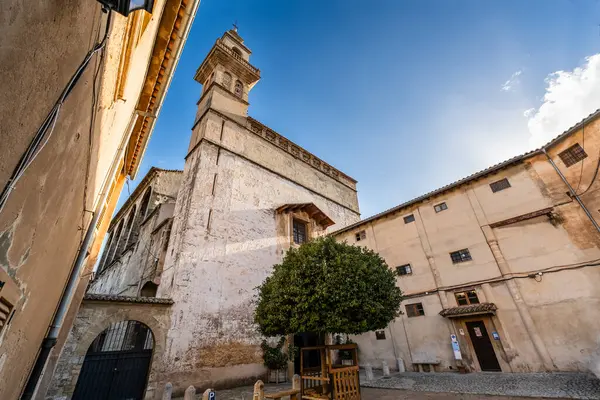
[72,320,154,400]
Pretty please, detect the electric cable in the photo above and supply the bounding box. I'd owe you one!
[0,9,113,214]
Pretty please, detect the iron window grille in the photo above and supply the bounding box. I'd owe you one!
[455,290,480,306]
[405,303,425,317]
[375,330,386,340]
[490,178,511,193]
[558,143,587,167]
[404,214,415,224]
[355,230,366,241]
[434,202,448,213]
[396,264,412,276]
[293,219,308,245]
[450,248,472,264]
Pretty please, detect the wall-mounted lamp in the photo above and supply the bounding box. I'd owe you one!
[97,0,154,16]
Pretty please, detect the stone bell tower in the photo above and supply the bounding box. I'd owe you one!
[193,26,260,122]
[158,27,359,393]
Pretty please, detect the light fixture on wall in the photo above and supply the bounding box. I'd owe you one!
[97,0,154,16]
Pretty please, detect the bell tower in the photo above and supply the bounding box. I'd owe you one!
[193,26,260,121]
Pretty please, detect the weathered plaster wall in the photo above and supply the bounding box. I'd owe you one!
[45,299,172,400]
[336,119,600,374]
[157,112,360,394]
[90,170,182,295]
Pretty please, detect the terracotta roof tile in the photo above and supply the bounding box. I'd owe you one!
[84,293,174,305]
[439,302,497,318]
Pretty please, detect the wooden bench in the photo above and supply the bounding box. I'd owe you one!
[412,360,440,372]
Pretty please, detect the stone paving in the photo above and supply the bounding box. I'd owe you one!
[363,371,600,400]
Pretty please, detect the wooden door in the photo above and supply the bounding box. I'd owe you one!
[465,320,501,371]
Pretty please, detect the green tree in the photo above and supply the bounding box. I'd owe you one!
[254,236,403,336]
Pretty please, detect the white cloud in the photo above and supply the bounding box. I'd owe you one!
[526,54,600,148]
[523,108,535,118]
[501,70,522,91]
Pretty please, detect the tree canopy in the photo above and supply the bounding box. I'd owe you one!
[254,236,403,336]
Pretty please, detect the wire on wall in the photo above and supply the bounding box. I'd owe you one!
[0,9,113,215]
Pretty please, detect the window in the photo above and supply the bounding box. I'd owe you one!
[231,46,242,58]
[140,281,158,298]
[434,202,448,213]
[558,143,587,167]
[455,290,480,306]
[293,219,308,245]
[0,298,14,336]
[404,214,415,224]
[375,330,386,340]
[450,249,472,264]
[222,72,232,89]
[234,80,243,98]
[355,230,366,241]
[405,303,425,317]
[396,264,412,276]
[490,178,511,193]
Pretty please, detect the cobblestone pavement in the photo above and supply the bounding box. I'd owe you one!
[362,372,600,400]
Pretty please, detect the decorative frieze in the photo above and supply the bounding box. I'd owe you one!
[245,117,356,187]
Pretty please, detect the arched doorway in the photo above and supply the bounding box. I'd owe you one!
[72,320,154,400]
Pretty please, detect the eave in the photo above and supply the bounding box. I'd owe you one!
[125,0,201,179]
[193,40,261,84]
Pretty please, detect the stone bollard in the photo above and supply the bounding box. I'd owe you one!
[253,379,265,400]
[292,374,301,399]
[365,363,374,381]
[202,388,215,400]
[382,360,390,377]
[183,385,196,400]
[162,382,173,400]
[397,358,406,373]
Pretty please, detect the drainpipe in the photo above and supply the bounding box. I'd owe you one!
[20,114,137,400]
[542,148,600,234]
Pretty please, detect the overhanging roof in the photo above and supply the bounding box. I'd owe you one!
[84,293,174,305]
[276,203,335,228]
[333,108,600,236]
[439,302,497,318]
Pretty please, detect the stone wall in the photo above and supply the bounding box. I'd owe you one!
[45,297,172,400]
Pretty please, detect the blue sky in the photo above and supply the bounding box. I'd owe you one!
[128,0,600,218]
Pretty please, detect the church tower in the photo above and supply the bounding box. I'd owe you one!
[157,28,360,392]
[193,27,260,121]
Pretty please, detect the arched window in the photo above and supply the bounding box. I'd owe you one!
[98,231,114,272]
[140,187,152,219]
[222,72,232,89]
[234,80,243,98]
[140,281,158,297]
[122,205,137,249]
[231,47,242,58]
[108,219,124,265]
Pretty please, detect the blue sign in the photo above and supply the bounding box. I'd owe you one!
[208,391,216,400]
[450,334,462,360]
[492,332,500,340]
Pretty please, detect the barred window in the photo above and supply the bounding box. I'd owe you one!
[450,249,472,264]
[396,264,412,276]
[490,178,511,193]
[434,202,448,213]
[405,303,425,317]
[558,143,587,167]
[404,214,415,224]
[293,219,307,245]
[355,230,366,241]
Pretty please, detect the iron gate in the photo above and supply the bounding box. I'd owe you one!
[73,320,154,400]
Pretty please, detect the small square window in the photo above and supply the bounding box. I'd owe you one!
[405,303,425,317]
[490,178,511,193]
[375,330,386,340]
[455,290,480,306]
[396,264,412,276]
[450,249,472,264]
[434,202,448,213]
[558,143,587,167]
[293,219,307,245]
[404,214,415,224]
[355,230,366,241]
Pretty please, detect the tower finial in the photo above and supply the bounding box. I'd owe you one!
[232,20,238,33]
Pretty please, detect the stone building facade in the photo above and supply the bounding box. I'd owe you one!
[335,110,600,376]
[0,1,200,398]
[45,29,360,399]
